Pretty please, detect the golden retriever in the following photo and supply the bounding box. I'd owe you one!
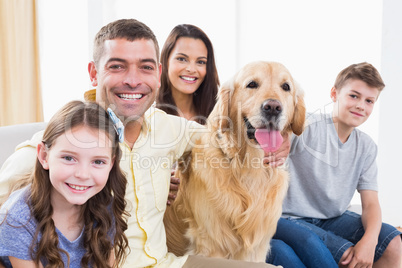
[164,61,306,262]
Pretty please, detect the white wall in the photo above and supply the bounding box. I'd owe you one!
[37,0,90,120]
[39,0,383,139]
[378,0,402,226]
[38,0,401,225]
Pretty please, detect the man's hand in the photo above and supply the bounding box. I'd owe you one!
[263,132,291,167]
[168,169,180,205]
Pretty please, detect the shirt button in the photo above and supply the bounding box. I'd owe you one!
[162,163,168,168]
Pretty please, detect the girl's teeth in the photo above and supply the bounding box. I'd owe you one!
[68,184,89,191]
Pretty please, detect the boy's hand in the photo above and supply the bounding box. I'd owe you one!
[340,240,375,267]
[167,170,180,206]
[263,132,291,167]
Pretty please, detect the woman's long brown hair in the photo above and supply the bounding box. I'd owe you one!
[28,100,128,267]
[156,24,219,124]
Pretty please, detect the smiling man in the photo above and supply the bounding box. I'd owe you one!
[88,37,160,148]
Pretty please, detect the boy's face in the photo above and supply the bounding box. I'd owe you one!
[331,79,380,129]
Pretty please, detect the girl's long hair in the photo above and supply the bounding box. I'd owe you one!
[156,24,219,124]
[29,100,128,267]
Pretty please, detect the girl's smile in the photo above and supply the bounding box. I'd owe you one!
[38,125,114,207]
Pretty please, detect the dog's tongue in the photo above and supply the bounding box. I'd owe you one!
[254,129,283,153]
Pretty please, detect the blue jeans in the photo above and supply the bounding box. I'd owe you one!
[291,210,402,263]
[267,239,306,268]
[269,218,338,268]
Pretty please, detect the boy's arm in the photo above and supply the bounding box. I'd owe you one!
[341,190,381,267]
[359,189,382,247]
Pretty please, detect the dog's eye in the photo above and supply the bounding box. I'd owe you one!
[246,81,258,89]
[281,83,290,92]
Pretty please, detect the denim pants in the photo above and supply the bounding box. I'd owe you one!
[268,218,338,268]
[280,211,402,264]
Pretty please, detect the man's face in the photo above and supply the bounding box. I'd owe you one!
[89,38,161,124]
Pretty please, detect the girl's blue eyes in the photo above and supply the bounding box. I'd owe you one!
[63,156,74,161]
[62,156,106,165]
[94,160,106,165]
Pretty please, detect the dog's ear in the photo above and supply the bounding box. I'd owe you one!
[209,77,239,158]
[214,78,233,132]
[291,82,306,136]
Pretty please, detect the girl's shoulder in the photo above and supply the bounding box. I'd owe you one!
[0,186,33,226]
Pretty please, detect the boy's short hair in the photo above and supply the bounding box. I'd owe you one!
[334,62,385,92]
[93,19,160,67]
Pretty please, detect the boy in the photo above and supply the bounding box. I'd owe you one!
[275,62,401,267]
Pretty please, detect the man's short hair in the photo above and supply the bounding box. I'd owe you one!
[93,19,160,67]
[334,62,385,92]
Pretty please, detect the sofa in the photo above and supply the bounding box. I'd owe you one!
[0,122,47,167]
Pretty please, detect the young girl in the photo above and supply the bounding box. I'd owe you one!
[0,101,129,268]
[156,24,220,125]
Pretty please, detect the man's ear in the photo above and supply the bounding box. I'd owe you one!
[88,61,98,87]
[37,142,49,170]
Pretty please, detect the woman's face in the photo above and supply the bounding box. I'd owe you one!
[167,37,208,97]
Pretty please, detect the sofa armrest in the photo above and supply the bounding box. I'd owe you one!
[0,122,47,167]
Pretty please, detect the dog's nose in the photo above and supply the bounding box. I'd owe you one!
[261,99,282,117]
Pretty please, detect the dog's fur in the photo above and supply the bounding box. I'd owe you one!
[164,61,306,262]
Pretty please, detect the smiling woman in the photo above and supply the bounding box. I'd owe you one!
[156,24,219,125]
